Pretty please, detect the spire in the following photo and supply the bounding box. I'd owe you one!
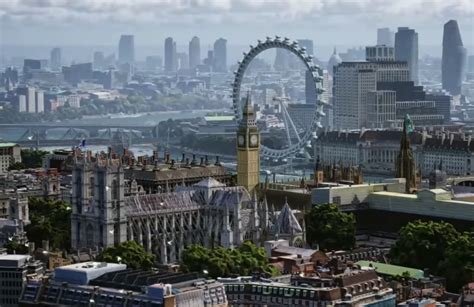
[333,46,337,54]
[276,199,303,235]
[242,90,254,118]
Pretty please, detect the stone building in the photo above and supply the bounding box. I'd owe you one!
[70,151,300,264]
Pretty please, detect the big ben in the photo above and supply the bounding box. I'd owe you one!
[237,94,260,193]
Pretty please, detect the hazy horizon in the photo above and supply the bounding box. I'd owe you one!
[1,0,473,63]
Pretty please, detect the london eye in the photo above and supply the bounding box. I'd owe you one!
[231,36,328,160]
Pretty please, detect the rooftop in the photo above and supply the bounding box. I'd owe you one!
[356,261,424,279]
[0,142,19,148]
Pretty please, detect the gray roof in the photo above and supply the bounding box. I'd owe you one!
[194,177,226,188]
[276,200,302,234]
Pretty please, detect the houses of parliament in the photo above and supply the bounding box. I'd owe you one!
[70,95,304,264]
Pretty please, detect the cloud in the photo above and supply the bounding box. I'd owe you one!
[0,0,472,25]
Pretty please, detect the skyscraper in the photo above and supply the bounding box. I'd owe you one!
[189,36,201,69]
[164,37,177,72]
[395,27,418,84]
[442,20,467,96]
[118,35,135,65]
[377,28,394,47]
[50,47,61,71]
[213,38,227,72]
[93,51,105,70]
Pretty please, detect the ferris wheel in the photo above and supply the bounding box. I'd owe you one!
[231,36,328,160]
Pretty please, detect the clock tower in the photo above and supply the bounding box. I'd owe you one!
[237,94,260,193]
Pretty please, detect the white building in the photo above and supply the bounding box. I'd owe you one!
[333,46,410,130]
[27,87,36,113]
[333,62,377,129]
[18,95,27,112]
[315,129,474,176]
[0,254,31,307]
[0,143,21,174]
[35,90,44,113]
[367,90,396,128]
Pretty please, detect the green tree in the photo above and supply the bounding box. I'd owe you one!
[4,239,29,254]
[97,241,156,270]
[25,198,71,250]
[390,220,459,273]
[21,149,48,168]
[181,241,278,278]
[305,204,356,251]
[390,220,474,292]
[438,232,474,292]
[8,162,26,171]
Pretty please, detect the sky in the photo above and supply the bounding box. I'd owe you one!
[0,0,473,60]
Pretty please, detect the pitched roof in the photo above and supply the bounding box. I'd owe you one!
[276,200,302,234]
[194,177,225,188]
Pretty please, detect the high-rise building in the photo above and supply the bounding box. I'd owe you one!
[93,51,105,70]
[118,34,135,65]
[213,38,227,72]
[23,59,42,79]
[50,47,61,71]
[164,37,177,72]
[367,90,397,128]
[237,94,260,193]
[36,90,44,113]
[334,62,377,129]
[442,20,467,96]
[366,45,395,62]
[62,63,93,85]
[189,36,201,69]
[468,55,474,73]
[395,27,418,83]
[377,28,394,47]
[334,46,410,129]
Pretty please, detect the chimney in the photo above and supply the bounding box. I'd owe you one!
[200,157,204,166]
[450,133,454,145]
[191,154,197,166]
[215,156,221,166]
[205,155,210,166]
[181,153,185,163]
[185,158,190,167]
[165,153,170,164]
[170,159,176,169]
[153,150,159,162]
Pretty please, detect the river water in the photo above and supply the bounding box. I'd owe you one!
[0,109,221,143]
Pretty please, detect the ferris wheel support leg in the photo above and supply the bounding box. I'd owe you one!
[280,102,293,147]
[281,101,302,144]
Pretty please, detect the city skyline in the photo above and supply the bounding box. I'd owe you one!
[0,1,472,53]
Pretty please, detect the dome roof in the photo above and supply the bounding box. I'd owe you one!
[327,47,342,75]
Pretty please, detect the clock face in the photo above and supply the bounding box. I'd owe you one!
[238,135,245,146]
[250,134,258,146]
